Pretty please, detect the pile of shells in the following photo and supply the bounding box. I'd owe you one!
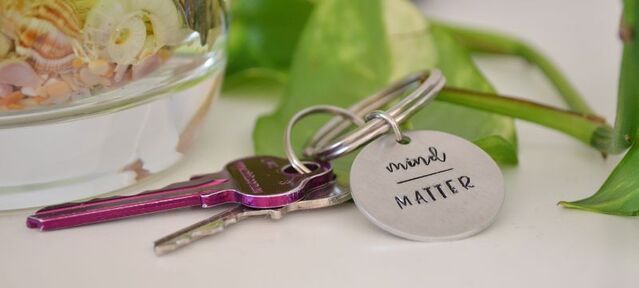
[0,0,186,111]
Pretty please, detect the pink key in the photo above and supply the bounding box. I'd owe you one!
[26,156,334,231]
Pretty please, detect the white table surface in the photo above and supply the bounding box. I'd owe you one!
[2,1,637,287]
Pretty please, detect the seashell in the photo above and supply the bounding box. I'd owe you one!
[84,0,182,65]
[0,84,13,98]
[16,26,77,73]
[139,3,189,48]
[43,77,71,101]
[35,86,48,98]
[23,0,82,38]
[59,72,80,90]
[131,54,161,80]
[70,0,97,26]
[0,91,24,107]
[77,66,110,87]
[0,59,43,88]
[108,15,147,65]
[78,67,101,87]
[87,59,113,77]
[112,63,129,83]
[71,57,84,69]
[1,0,83,73]
[20,86,38,97]
[0,33,12,58]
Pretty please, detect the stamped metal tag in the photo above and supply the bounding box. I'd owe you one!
[350,130,504,241]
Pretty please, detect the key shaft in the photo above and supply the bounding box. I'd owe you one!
[27,174,229,230]
[27,156,334,231]
[154,182,351,255]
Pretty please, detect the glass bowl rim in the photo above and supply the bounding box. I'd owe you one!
[0,50,224,129]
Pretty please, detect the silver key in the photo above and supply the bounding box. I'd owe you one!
[153,181,351,255]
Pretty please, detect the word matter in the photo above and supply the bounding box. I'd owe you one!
[394,176,474,210]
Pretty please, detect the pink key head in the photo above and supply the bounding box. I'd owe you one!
[200,156,334,208]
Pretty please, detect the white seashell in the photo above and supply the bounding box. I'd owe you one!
[84,0,182,65]
[20,86,38,97]
[0,59,43,88]
[106,15,146,65]
[126,0,184,47]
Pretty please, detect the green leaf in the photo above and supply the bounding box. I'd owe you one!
[226,0,314,75]
[560,141,639,215]
[254,0,519,182]
[409,24,518,164]
[254,0,390,181]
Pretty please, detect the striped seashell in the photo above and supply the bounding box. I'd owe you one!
[1,0,83,73]
[2,0,82,38]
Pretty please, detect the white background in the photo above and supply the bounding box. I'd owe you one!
[2,0,637,287]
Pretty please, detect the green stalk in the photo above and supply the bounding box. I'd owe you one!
[611,0,639,152]
[558,0,639,216]
[439,86,613,153]
[438,23,595,115]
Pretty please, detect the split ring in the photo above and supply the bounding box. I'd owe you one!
[305,70,445,161]
[365,111,408,144]
[284,105,365,174]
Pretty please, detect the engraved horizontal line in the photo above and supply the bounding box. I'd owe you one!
[396,168,454,184]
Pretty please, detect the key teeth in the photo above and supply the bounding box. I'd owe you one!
[268,210,284,220]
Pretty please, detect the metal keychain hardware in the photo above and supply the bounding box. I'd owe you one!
[283,69,505,241]
[285,105,365,174]
[303,70,445,163]
[349,112,505,241]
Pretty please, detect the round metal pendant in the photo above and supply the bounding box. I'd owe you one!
[350,130,504,241]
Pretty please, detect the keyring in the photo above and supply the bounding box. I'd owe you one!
[304,69,445,161]
[365,111,408,144]
[284,105,365,174]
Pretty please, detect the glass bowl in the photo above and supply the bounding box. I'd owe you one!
[0,0,227,210]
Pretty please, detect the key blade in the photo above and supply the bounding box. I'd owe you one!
[154,182,351,256]
[291,181,352,210]
[153,205,248,255]
[27,173,230,231]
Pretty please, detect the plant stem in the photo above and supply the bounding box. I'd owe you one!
[439,86,613,153]
[438,23,595,115]
[611,0,639,153]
